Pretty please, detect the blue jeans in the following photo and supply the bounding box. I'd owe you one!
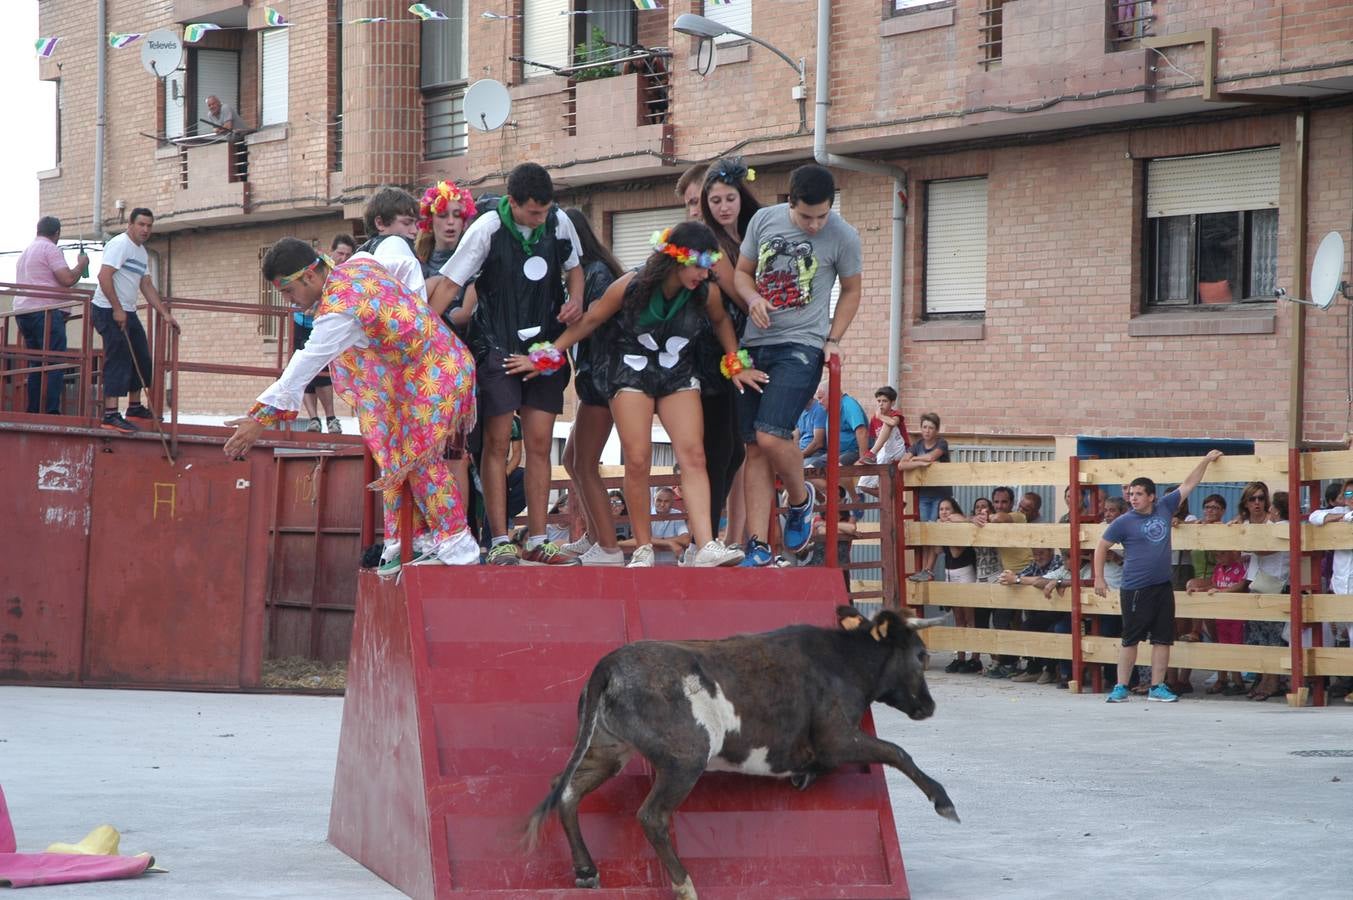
[737,343,825,443]
[918,493,942,522]
[16,309,68,414]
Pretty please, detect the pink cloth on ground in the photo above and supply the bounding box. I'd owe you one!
[0,785,154,888]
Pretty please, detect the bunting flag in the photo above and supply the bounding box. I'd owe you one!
[706,0,733,5]
[107,33,143,49]
[349,17,390,24]
[409,3,449,20]
[183,23,222,43]
[632,0,663,9]
[262,7,290,27]
[34,37,60,58]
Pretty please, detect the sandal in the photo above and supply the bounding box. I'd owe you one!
[1206,682,1227,695]
[1250,689,1274,701]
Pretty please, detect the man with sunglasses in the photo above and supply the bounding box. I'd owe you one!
[1308,479,1353,704]
[1094,449,1223,703]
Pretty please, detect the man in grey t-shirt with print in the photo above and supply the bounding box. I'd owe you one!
[733,164,862,567]
[1093,449,1222,703]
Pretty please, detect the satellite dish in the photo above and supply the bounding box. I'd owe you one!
[1275,231,1349,309]
[695,38,718,76]
[464,79,511,132]
[1309,231,1347,310]
[140,29,183,78]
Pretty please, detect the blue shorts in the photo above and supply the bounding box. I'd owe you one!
[737,343,825,444]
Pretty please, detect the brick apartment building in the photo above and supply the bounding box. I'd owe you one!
[34,0,1353,464]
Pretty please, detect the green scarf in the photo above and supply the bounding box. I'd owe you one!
[497,195,547,257]
[638,286,691,329]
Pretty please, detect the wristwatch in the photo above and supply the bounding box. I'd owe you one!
[1015,574,1022,584]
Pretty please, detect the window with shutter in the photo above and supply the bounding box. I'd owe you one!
[924,177,988,316]
[523,0,571,75]
[703,0,752,45]
[611,208,686,271]
[1145,147,1280,306]
[260,28,289,127]
[422,0,468,159]
[191,49,239,135]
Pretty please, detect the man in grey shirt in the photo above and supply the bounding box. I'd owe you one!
[205,95,248,135]
[733,163,862,566]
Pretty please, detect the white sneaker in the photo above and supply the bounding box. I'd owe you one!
[560,535,594,557]
[577,543,625,567]
[627,544,655,568]
[679,544,697,567]
[430,529,481,566]
[381,540,401,564]
[690,540,745,568]
[412,533,436,556]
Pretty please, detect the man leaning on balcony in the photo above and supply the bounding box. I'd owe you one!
[204,95,248,135]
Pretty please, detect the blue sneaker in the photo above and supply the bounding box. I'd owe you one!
[781,492,814,554]
[1147,683,1179,703]
[739,538,774,568]
[1105,684,1130,703]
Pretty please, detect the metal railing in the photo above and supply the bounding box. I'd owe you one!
[977,0,1005,70]
[1107,0,1154,51]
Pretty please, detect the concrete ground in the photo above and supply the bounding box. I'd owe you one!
[2,662,1348,899]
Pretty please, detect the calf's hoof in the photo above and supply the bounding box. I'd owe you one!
[790,772,816,791]
[575,871,600,889]
[672,875,698,900]
[936,802,960,823]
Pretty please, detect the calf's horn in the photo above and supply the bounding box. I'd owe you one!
[905,615,947,631]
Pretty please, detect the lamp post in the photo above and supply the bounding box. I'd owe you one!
[673,13,806,132]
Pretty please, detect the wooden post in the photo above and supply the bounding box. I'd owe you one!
[1068,456,1084,693]
[360,449,376,549]
[825,353,842,567]
[1287,446,1308,707]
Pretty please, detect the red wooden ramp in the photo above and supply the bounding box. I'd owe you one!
[328,567,910,899]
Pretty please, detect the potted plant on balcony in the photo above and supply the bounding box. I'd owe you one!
[572,26,618,81]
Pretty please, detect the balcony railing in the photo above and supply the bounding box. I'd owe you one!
[1108,0,1154,51]
[978,0,1005,70]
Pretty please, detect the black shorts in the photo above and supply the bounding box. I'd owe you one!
[574,365,609,408]
[477,348,569,419]
[1119,581,1175,646]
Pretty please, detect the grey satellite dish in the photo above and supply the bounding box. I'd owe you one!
[695,38,718,76]
[464,79,511,132]
[140,29,183,78]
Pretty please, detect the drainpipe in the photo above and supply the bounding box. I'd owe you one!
[814,0,907,388]
[92,0,107,239]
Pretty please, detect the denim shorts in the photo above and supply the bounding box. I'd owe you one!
[737,342,824,443]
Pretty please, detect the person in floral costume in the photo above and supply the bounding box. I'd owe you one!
[224,238,477,570]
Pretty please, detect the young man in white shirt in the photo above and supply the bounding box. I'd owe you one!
[90,208,179,433]
[350,187,426,302]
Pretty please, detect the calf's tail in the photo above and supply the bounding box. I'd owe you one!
[522,660,610,851]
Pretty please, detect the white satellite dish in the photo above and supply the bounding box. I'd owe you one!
[464,79,511,132]
[695,38,718,77]
[140,29,183,78]
[1309,231,1347,310]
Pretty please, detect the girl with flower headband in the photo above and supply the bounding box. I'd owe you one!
[505,220,767,568]
[698,155,764,549]
[417,180,479,331]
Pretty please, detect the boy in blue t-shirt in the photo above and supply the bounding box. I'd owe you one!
[1094,449,1223,704]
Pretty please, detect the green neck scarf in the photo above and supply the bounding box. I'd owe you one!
[638,285,691,329]
[497,195,547,257]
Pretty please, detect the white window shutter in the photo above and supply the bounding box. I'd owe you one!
[1146,147,1279,218]
[705,0,752,45]
[924,177,988,315]
[193,49,239,135]
[260,28,290,127]
[523,0,570,74]
[611,208,686,271]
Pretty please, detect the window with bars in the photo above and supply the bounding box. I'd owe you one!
[1145,148,1280,307]
[977,0,1004,69]
[1107,0,1153,51]
[422,0,468,158]
[258,248,288,341]
[890,0,952,15]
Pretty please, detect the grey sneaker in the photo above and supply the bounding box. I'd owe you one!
[326,416,342,434]
[907,570,934,583]
[577,543,624,567]
[690,540,745,568]
[559,535,594,557]
[304,417,323,433]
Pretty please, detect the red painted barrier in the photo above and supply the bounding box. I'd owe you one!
[329,567,911,899]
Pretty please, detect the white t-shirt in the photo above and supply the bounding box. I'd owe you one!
[350,237,426,303]
[651,513,689,565]
[440,208,581,286]
[92,233,148,311]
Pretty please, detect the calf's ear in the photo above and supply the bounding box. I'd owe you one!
[837,605,867,631]
[869,611,900,642]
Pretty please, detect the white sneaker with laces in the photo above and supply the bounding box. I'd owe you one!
[426,529,480,566]
[560,535,594,557]
[627,544,655,568]
[690,540,746,568]
[577,543,625,567]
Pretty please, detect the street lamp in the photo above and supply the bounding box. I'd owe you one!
[673,13,806,130]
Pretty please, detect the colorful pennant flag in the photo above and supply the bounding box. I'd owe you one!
[107,32,143,49]
[263,7,290,27]
[183,23,221,43]
[632,0,663,9]
[349,17,390,24]
[706,0,733,5]
[34,37,60,58]
[409,3,449,20]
